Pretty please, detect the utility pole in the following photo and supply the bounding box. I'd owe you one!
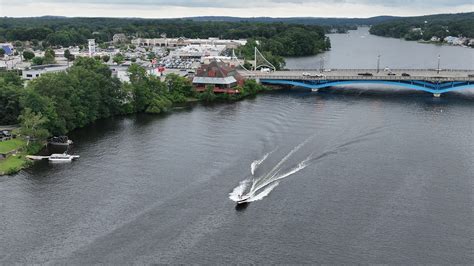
[320,57,325,73]
[377,54,381,73]
[437,55,441,74]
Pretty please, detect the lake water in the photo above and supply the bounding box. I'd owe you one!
[286,27,474,70]
[1,28,473,264]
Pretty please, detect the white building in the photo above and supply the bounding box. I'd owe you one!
[169,44,226,59]
[132,37,247,49]
[22,65,69,80]
[88,39,96,57]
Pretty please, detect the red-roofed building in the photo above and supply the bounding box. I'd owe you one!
[193,60,245,94]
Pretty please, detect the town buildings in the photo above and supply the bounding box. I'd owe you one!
[132,37,246,50]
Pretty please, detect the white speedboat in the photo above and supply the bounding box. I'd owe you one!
[236,194,252,204]
[48,153,80,163]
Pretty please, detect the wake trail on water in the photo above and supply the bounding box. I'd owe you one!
[250,151,272,176]
[230,127,384,204]
[229,137,315,203]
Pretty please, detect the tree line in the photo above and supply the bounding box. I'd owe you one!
[0,57,267,140]
[0,17,331,58]
[369,12,474,41]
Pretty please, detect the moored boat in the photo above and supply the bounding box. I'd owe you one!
[48,136,73,146]
[48,153,80,163]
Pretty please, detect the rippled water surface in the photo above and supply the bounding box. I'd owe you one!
[1,29,473,264]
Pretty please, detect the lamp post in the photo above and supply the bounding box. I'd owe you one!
[437,55,441,74]
[376,54,381,73]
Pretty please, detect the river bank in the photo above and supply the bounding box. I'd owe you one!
[0,138,28,175]
[0,84,269,176]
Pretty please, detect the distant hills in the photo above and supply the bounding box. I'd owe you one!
[188,16,398,26]
[189,12,474,26]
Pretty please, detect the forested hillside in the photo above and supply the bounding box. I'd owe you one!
[369,12,474,40]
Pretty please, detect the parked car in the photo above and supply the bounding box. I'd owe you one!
[468,74,474,78]
[0,130,12,141]
[302,72,311,77]
[358,72,373,76]
[401,73,411,77]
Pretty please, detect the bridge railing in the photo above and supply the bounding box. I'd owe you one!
[277,68,474,73]
[252,75,474,82]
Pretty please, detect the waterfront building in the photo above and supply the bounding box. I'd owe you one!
[192,60,245,94]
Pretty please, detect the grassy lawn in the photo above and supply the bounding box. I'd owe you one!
[0,139,25,154]
[0,139,27,175]
[0,155,26,175]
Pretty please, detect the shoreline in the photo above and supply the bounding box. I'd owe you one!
[0,87,269,176]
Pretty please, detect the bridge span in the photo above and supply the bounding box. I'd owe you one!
[240,69,474,97]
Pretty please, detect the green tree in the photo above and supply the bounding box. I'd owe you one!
[43,48,56,64]
[165,73,194,97]
[23,50,35,61]
[0,74,22,124]
[19,108,50,143]
[64,49,75,62]
[0,48,5,58]
[32,56,44,65]
[199,85,217,102]
[147,52,156,60]
[113,53,124,64]
[102,55,110,63]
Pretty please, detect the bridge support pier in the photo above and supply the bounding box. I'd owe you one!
[433,93,441,98]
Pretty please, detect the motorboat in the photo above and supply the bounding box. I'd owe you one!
[48,136,73,146]
[48,153,80,163]
[236,194,252,204]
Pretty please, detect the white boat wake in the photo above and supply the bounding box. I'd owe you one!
[229,127,379,204]
[230,137,314,203]
[250,152,271,176]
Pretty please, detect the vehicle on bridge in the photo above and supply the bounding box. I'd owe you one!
[402,73,411,77]
[303,72,325,78]
[358,72,373,76]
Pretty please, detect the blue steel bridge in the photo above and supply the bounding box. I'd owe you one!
[240,69,474,97]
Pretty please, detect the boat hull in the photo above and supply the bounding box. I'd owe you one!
[49,159,73,163]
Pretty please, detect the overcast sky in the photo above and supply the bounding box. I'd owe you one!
[1,0,473,18]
